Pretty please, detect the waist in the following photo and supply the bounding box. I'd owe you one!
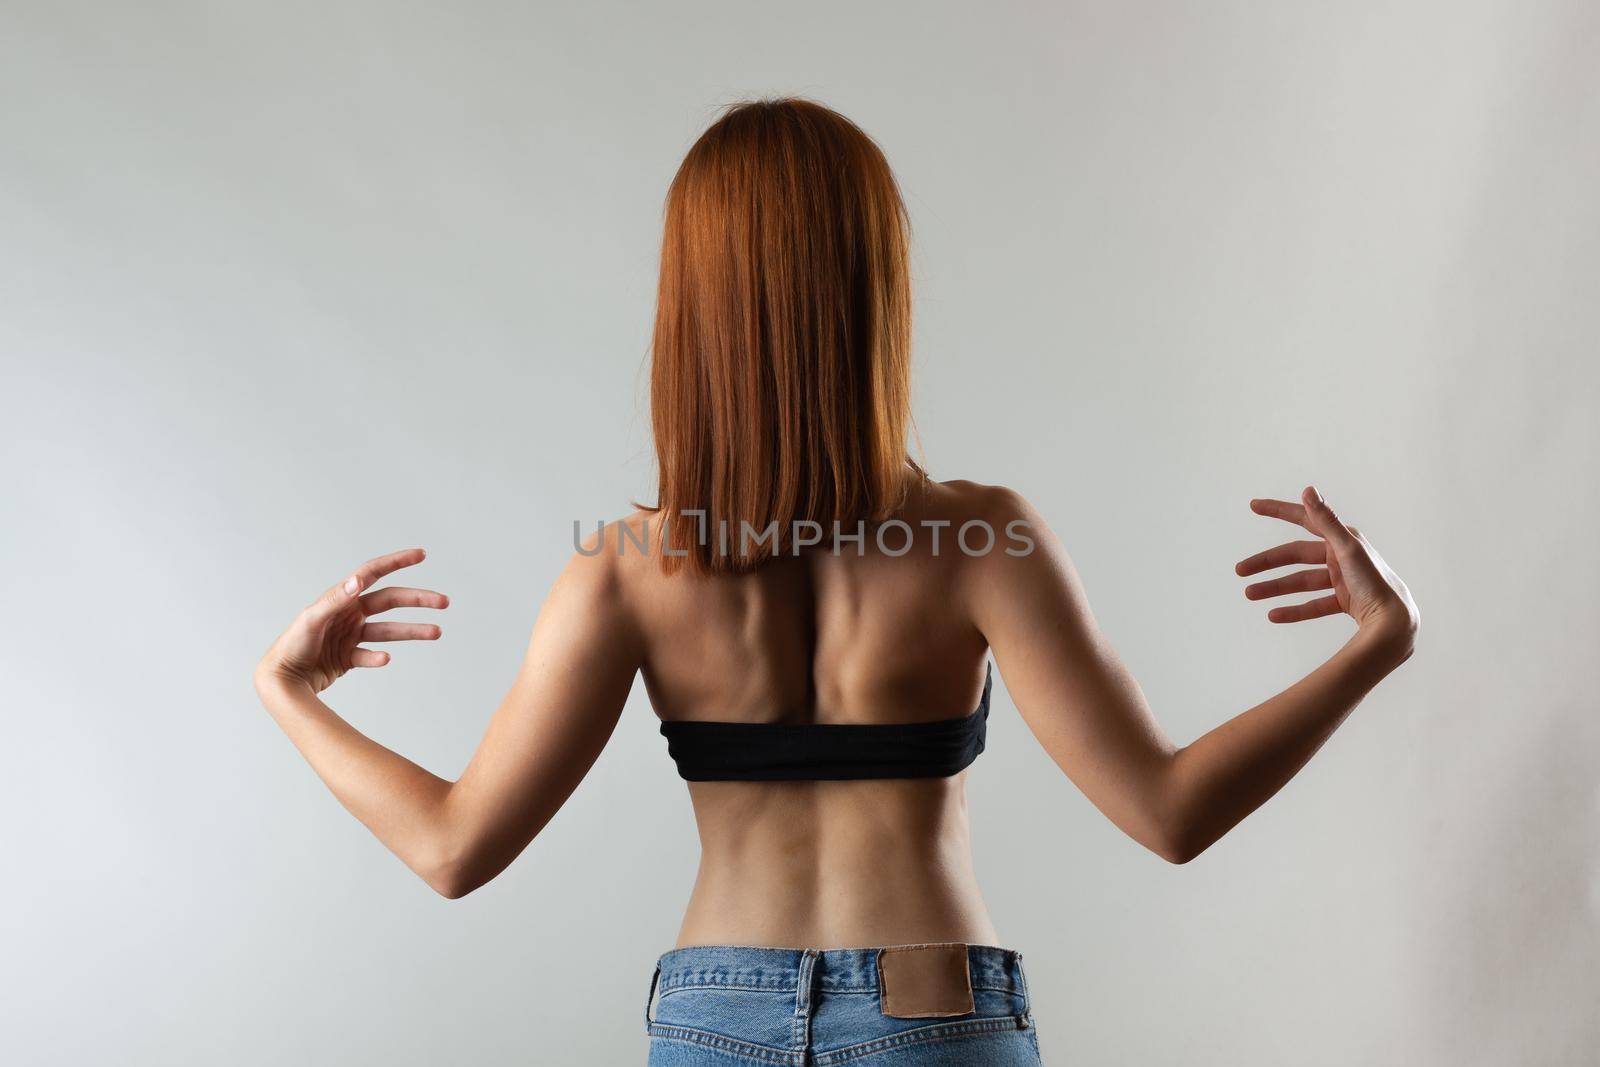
[677,778,998,948]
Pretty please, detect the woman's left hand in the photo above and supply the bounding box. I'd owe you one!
[255,548,449,694]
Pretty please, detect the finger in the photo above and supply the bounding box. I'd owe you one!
[312,549,429,618]
[350,647,391,668]
[1245,568,1333,601]
[1235,540,1325,576]
[1250,498,1313,533]
[307,574,364,622]
[1299,486,1358,548]
[351,548,428,591]
[1267,595,1343,623]
[362,622,442,642]
[362,587,451,615]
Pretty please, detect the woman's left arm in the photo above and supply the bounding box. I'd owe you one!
[252,547,640,898]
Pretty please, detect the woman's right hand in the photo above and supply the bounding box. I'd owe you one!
[1236,486,1420,661]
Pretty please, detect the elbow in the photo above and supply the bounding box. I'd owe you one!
[426,867,479,900]
[1143,758,1215,864]
[418,845,488,900]
[414,810,526,899]
[1152,835,1205,865]
[1147,812,1211,865]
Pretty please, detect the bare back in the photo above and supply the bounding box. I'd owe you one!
[610,476,1008,948]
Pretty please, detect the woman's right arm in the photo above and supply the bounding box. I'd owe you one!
[968,484,1418,864]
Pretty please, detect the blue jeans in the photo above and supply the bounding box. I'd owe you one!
[644,944,1044,1065]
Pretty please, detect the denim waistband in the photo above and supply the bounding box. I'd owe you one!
[652,944,1028,998]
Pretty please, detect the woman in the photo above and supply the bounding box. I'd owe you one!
[254,99,1418,1065]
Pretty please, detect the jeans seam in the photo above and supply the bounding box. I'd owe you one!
[660,976,798,991]
[811,1014,1029,1065]
[646,1022,801,1064]
[657,981,800,997]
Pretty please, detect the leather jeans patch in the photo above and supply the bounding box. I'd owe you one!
[876,943,975,1019]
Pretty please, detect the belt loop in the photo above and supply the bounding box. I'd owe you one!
[1013,950,1033,1025]
[644,963,661,1027]
[792,949,821,1051]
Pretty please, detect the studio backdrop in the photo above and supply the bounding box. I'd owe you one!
[3,2,1595,1064]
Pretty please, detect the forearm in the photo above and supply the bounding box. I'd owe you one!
[254,669,459,889]
[1160,626,1411,861]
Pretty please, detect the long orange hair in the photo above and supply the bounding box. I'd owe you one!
[649,98,919,574]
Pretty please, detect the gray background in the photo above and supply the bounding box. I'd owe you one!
[3,1,1596,1064]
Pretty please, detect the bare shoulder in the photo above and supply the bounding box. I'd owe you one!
[917,477,1077,604]
[569,505,660,568]
[514,511,649,678]
[554,508,660,621]
[913,477,1047,539]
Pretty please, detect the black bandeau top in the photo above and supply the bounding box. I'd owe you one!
[660,664,991,782]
